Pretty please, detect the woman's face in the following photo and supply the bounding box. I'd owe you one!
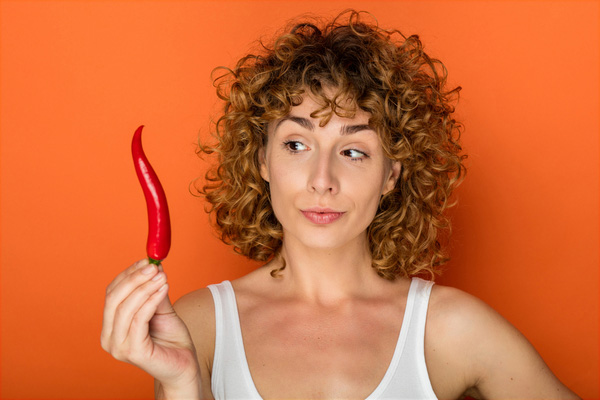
[259,94,400,251]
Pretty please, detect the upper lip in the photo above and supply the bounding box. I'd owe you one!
[301,207,344,213]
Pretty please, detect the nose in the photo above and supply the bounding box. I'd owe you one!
[307,150,340,195]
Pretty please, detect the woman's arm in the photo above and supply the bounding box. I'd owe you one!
[426,285,580,399]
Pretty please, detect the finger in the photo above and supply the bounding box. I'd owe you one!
[128,282,170,356]
[102,263,160,346]
[106,258,149,295]
[110,271,167,348]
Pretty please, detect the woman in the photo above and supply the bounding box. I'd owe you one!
[101,11,579,399]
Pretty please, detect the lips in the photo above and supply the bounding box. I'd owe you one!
[301,208,345,224]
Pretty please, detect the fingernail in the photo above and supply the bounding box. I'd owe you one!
[152,272,165,281]
[141,265,155,275]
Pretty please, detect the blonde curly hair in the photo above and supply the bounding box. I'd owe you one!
[196,10,466,280]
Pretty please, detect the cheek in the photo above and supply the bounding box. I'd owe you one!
[361,183,385,213]
[267,157,295,188]
[265,159,300,212]
[360,169,391,209]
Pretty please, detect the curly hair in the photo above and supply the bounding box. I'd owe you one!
[196,10,466,280]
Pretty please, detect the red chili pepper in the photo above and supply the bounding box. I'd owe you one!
[131,125,171,265]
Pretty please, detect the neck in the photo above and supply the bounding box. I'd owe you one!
[273,232,386,305]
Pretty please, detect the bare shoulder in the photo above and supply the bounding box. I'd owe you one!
[426,283,511,359]
[425,283,579,400]
[427,284,503,332]
[173,287,215,353]
[173,287,215,325]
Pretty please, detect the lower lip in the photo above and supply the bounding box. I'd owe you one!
[301,211,345,224]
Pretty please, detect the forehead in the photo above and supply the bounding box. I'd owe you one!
[268,92,373,133]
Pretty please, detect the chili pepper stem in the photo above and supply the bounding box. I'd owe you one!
[148,257,161,265]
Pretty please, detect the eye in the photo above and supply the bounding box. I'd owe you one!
[341,148,369,161]
[283,140,309,153]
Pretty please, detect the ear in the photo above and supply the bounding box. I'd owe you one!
[382,161,401,195]
[259,147,270,182]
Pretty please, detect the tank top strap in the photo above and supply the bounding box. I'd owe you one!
[207,281,262,399]
[394,276,437,398]
[405,277,435,348]
[367,277,437,399]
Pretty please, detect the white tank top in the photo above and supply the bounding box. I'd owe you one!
[208,277,437,399]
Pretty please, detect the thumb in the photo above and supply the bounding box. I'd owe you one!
[155,286,175,315]
[154,264,174,315]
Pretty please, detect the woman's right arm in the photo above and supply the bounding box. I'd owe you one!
[101,259,202,399]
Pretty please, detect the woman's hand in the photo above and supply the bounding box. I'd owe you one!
[101,259,201,395]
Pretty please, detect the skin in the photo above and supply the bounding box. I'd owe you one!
[102,93,580,399]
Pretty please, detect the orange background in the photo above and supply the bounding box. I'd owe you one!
[1,0,598,398]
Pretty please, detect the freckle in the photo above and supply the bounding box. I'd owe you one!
[510,377,513,381]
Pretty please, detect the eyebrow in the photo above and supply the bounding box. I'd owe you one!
[275,115,374,136]
[341,124,373,135]
[275,115,314,131]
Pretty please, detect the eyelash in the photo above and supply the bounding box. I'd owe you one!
[342,149,369,161]
[282,140,307,153]
[282,140,369,161]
